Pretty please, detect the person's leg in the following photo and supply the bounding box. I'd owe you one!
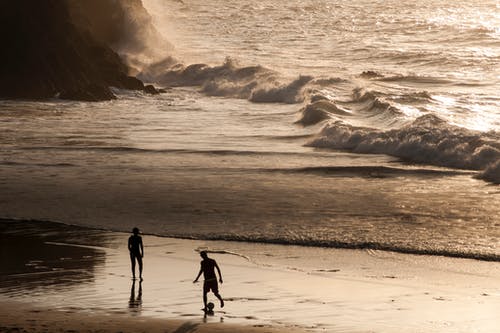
[137,256,143,279]
[130,253,136,278]
[202,281,210,310]
[214,292,224,308]
[203,290,208,310]
[211,282,224,308]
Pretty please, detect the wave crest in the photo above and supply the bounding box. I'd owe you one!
[296,98,350,126]
[140,58,311,103]
[309,114,500,180]
[249,75,313,103]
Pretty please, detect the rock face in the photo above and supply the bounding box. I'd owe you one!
[0,0,155,101]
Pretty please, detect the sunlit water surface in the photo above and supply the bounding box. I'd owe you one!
[0,0,499,260]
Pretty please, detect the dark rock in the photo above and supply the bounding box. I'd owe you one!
[122,76,145,91]
[0,0,154,101]
[144,85,159,95]
[59,84,116,102]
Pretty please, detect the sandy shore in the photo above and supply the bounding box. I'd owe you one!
[1,219,499,333]
[0,300,308,333]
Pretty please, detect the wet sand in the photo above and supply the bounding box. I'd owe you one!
[1,219,499,333]
[0,300,307,333]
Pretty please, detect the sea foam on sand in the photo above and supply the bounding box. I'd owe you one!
[0,220,499,333]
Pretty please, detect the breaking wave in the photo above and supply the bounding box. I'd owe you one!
[139,55,499,184]
[140,58,312,103]
[295,97,351,126]
[309,114,500,183]
[296,87,410,127]
[132,2,499,186]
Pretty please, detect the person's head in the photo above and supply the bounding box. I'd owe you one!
[132,227,139,235]
[200,251,208,259]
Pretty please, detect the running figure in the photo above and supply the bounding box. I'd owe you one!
[128,227,144,280]
[193,251,224,311]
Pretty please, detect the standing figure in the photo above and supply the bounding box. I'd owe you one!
[193,251,224,312]
[128,227,144,280]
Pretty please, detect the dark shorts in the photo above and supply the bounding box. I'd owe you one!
[130,251,142,262]
[203,279,218,293]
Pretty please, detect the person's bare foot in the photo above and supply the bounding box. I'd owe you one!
[220,299,224,308]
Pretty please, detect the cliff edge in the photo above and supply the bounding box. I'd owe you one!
[0,0,158,101]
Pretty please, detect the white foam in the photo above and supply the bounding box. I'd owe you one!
[309,114,500,182]
[140,58,311,104]
[248,75,313,104]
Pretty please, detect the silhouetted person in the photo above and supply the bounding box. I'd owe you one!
[193,251,224,312]
[128,227,143,280]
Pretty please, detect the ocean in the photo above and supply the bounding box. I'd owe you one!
[0,0,499,261]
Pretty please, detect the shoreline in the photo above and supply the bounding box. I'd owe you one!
[2,217,499,263]
[1,219,500,333]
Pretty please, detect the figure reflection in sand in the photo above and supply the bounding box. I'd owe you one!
[129,279,142,312]
[128,227,144,280]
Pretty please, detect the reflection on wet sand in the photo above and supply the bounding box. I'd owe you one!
[129,280,142,315]
[0,219,106,293]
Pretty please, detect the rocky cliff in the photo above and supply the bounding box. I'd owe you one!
[0,0,159,101]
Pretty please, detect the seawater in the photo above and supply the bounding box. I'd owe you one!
[0,0,499,260]
[144,0,499,179]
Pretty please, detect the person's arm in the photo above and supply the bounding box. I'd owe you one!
[215,262,223,284]
[193,265,203,283]
[128,237,132,252]
[139,237,144,257]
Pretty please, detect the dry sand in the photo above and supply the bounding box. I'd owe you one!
[1,220,499,333]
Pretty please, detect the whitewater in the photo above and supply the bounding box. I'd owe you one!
[0,0,499,261]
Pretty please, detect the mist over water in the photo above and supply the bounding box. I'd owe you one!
[0,0,499,260]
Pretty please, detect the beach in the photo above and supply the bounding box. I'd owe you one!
[1,219,499,333]
[1,1,499,332]
[0,302,302,333]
